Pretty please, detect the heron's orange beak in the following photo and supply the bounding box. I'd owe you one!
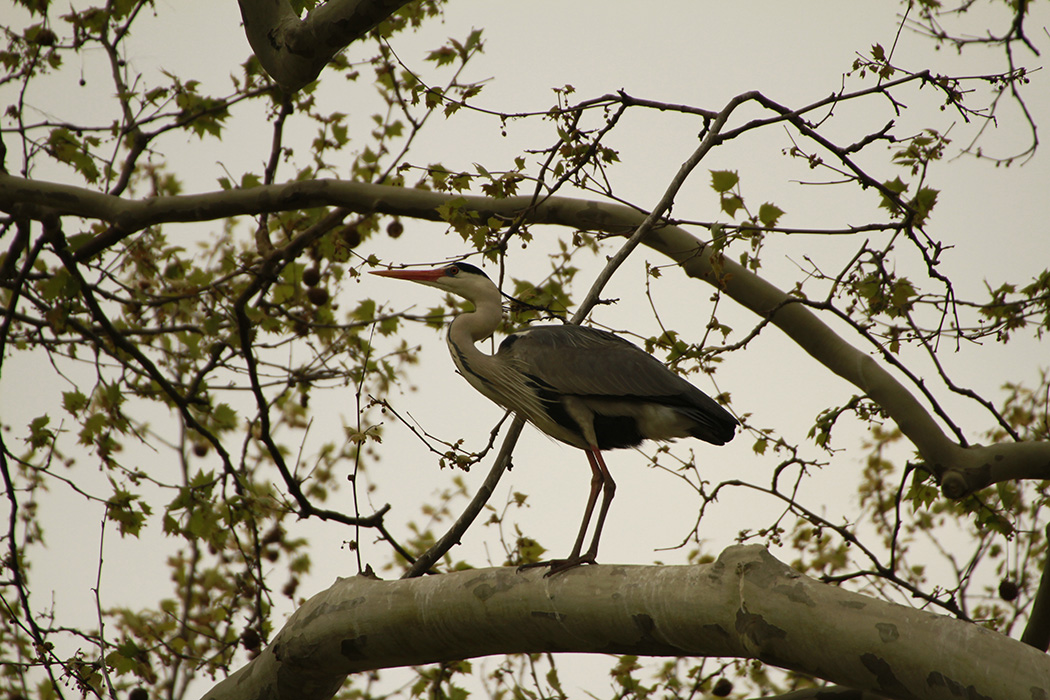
[369,267,447,282]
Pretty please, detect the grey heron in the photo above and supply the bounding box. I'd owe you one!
[372,261,737,574]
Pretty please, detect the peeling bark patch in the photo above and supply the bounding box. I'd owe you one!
[473,583,497,601]
[773,582,816,606]
[707,558,727,583]
[735,610,786,646]
[469,573,521,601]
[531,610,565,622]
[861,654,912,699]
[593,615,681,656]
[632,613,656,636]
[875,622,899,643]
[926,671,994,700]
[299,595,366,626]
[341,635,368,661]
[702,623,730,639]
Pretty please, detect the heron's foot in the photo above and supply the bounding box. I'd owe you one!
[517,553,597,577]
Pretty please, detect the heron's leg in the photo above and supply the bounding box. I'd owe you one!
[564,448,605,562]
[581,447,615,562]
[540,449,611,576]
[518,448,604,576]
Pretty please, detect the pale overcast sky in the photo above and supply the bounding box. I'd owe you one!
[3,1,1049,694]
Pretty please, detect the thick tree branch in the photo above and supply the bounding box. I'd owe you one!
[237,0,415,92]
[1021,524,1050,651]
[752,689,891,700]
[642,221,1050,496]
[3,173,1048,496]
[202,545,1050,700]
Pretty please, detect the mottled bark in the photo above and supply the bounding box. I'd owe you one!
[237,0,414,92]
[203,546,1050,700]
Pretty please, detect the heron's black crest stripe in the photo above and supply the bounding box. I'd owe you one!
[449,262,489,279]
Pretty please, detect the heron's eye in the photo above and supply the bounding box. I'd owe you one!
[446,266,459,277]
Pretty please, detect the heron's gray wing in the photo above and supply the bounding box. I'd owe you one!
[498,324,736,446]
[497,325,697,400]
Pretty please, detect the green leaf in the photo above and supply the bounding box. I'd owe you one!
[187,506,219,539]
[40,268,79,301]
[906,474,939,510]
[289,553,311,574]
[910,187,939,225]
[79,412,108,445]
[211,403,238,432]
[464,28,484,52]
[546,666,565,695]
[424,87,443,109]
[435,196,468,223]
[352,299,377,322]
[189,469,216,490]
[720,194,743,217]
[47,127,101,183]
[62,389,88,414]
[425,46,457,66]
[28,415,54,449]
[105,649,138,676]
[879,176,908,215]
[708,223,728,254]
[996,481,1019,510]
[65,232,94,254]
[710,169,739,193]
[424,305,447,329]
[516,536,546,564]
[889,278,916,316]
[758,202,785,228]
[107,486,151,537]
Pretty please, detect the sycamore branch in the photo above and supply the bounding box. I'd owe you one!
[1021,524,1050,651]
[236,0,415,92]
[202,545,1050,700]
[2,173,1048,496]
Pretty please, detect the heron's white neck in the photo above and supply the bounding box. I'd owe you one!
[448,291,502,344]
[445,288,503,390]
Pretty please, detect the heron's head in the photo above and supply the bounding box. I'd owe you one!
[370,262,495,302]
